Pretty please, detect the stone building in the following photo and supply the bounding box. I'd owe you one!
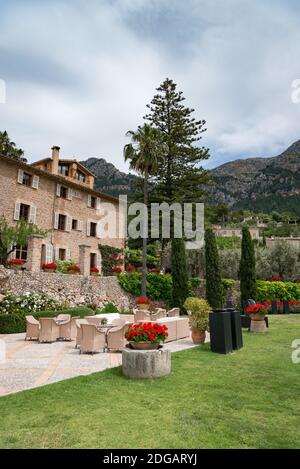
[0,147,125,274]
[213,226,260,240]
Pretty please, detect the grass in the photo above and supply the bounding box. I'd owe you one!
[1,315,300,449]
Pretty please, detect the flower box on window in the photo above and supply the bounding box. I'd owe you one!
[7,258,25,271]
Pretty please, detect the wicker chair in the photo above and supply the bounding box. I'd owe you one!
[134,309,151,322]
[25,315,40,341]
[107,324,129,351]
[56,314,71,322]
[39,318,60,343]
[167,308,180,317]
[150,309,166,321]
[59,316,80,341]
[112,317,126,327]
[75,319,89,348]
[80,323,106,354]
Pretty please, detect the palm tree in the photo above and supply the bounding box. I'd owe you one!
[124,124,167,296]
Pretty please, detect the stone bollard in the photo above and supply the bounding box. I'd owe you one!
[122,348,171,379]
[250,320,267,333]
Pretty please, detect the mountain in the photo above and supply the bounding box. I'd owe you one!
[208,139,300,215]
[80,157,138,197]
[81,139,300,215]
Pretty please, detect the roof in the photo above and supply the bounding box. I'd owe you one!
[0,154,119,204]
[31,157,96,177]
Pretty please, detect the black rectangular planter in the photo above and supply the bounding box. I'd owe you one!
[228,309,243,350]
[271,300,277,314]
[240,314,251,329]
[209,310,233,354]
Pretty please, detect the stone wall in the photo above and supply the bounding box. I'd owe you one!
[0,267,135,310]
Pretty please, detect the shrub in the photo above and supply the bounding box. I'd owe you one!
[0,306,94,334]
[97,303,119,314]
[183,297,211,331]
[56,259,78,273]
[240,226,257,303]
[118,272,173,303]
[256,280,300,302]
[171,238,189,311]
[0,292,59,315]
[205,228,223,309]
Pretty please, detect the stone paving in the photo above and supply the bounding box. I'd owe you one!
[0,333,200,396]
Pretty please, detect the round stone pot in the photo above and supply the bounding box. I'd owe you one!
[122,348,171,379]
[250,319,267,333]
[191,328,206,344]
[137,304,150,311]
[129,341,160,350]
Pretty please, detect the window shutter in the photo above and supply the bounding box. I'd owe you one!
[9,244,16,259]
[96,222,101,238]
[87,221,91,236]
[46,244,53,263]
[87,194,92,207]
[66,248,71,260]
[55,246,60,260]
[17,169,24,184]
[54,212,59,229]
[78,220,83,231]
[67,188,73,201]
[14,202,21,221]
[56,184,61,197]
[32,175,39,189]
[29,205,36,224]
[96,197,101,211]
[66,215,72,232]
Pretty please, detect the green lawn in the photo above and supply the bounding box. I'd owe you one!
[1,315,300,449]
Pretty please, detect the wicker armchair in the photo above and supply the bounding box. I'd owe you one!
[75,319,89,348]
[80,323,106,354]
[25,315,40,341]
[107,324,129,351]
[59,316,80,341]
[167,308,180,317]
[39,318,60,343]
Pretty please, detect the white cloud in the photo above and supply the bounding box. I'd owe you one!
[0,0,300,171]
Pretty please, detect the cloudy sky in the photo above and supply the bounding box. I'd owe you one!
[1,0,300,171]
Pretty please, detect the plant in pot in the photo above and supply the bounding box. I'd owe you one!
[136,296,152,310]
[7,258,25,271]
[66,265,81,275]
[125,322,168,350]
[245,302,267,321]
[90,267,99,276]
[112,266,122,276]
[41,262,57,273]
[184,297,211,344]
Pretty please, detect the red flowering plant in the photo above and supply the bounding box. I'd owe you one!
[125,322,168,344]
[136,297,152,305]
[67,265,80,272]
[41,262,57,270]
[270,275,282,282]
[112,266,122,274]
[125,265,136,272]
[7,258,25,265]
[90,267,99,273]
[245,303,268,318]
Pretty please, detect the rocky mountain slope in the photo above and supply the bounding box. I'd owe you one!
[81,139,300,215]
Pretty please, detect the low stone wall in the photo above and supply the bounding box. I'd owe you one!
[0,267,135,310]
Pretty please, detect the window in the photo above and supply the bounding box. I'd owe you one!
[90,196,96,208]
[90,222,97,237]
[15,245,28,261]
[58,164,69,176]
[72,219,78,230]
[19,203,30,221]
[22,172,32,187]
[59,186,68,199]
[58,248,66,261]
[90,253,96,268]
[58,214,66,231]
[76,171,86,183]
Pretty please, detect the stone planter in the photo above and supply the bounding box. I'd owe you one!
[137,304,150,311]
[90,271,99,277]
[67,270,80,275]
[191,328,206,344]
[8,265,23,271]
[129,341,160,350]
[122,347,171,379]
[250,313,266,321]
[250,320,267,333]
[42,268,56,273]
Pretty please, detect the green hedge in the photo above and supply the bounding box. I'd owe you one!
[118,272,173,303]
[0,307,94,334]
[256,281,300,301]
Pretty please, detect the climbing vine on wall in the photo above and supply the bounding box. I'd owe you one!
[98,245,123,276]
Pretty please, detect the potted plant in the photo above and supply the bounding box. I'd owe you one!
[184,297,210,344]
[112,266,122,276]
[245,302,267,321]
[136,296,152,311]
[41,262,57,273]
[66,265,81,275]
[125,322,168,350]
[7,258,25,271]
[125,265,136,273]
[90,267,99,276]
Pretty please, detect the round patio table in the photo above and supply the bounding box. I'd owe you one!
[96,324,117,352]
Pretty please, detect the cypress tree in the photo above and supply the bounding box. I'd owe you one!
[240,226,257,304]
[171,238,189,312]
[205,228,223,309]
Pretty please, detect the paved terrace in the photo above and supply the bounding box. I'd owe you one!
[0,332,202,396]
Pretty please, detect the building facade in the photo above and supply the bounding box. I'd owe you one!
[213,226,260,240]
[0,147,125,273]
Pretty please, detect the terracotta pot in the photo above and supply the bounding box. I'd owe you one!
[129,341,160,350]
[250,313,266,321]
[137,304,150,311]
[191,328,206,344]
[90,271,99,276]
[43,268,56,273]
[68,270,80,275]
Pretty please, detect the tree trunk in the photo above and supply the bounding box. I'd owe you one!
[141,169,148,297]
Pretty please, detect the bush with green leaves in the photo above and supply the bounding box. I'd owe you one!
[256,281,300,302]
[55,259,78,273]
[118,272,172,303]
[183,297,211,331]
[97,303,119,314]
[0,292,59,315]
